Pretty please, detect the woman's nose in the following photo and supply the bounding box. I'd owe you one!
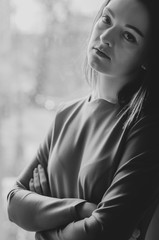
[100,28,114,47]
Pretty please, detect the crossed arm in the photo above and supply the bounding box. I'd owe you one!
[30,164,140,240]
[7,158,96,232]
[7,120,97,233]
[29,164,97,221]
[7,159,140,240]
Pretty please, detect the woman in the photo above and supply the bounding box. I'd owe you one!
[7,0,159,239]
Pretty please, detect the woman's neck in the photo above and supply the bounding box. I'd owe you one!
[94,72,138,104]
[94,75,122,104]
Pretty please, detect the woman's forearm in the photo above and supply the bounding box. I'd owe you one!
[7,187,85,232]
[35,216,101,240]
[7,186,96,232]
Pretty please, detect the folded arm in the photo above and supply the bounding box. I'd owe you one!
[7,157,96,232]
[7,119,96,232]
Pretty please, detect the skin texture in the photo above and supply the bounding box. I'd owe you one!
[87,0,151,103]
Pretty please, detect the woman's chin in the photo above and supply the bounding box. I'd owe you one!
[88,60,109,75]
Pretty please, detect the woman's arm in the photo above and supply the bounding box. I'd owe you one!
[30,165,140,240]
[7,120,96,232]
[28,164,97,221]
[34,116,159,240]
[7,157,96,232]
[35,228,141,240]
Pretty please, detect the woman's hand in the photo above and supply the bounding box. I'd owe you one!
[129,228,140,240]
[29,164,51,196]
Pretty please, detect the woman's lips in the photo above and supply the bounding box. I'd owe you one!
[93,47,111,60]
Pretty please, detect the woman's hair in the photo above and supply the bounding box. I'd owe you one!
[84,0,159,128]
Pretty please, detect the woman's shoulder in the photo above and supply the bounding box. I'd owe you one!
[50,95,90,126]
[55,95,89,117]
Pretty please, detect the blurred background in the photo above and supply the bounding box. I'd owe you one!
[0,0,103,239]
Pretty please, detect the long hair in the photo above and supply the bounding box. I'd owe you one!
[83,0,159,129]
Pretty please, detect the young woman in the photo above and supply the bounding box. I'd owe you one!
[7,0,159,239]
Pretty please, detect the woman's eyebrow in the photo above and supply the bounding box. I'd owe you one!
[125,24,144,37]
[104,7,144,38]
[105,7,115,18]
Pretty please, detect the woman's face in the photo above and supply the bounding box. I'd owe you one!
[87,0,151,78]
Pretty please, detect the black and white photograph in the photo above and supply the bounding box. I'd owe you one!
[1,0,159,239]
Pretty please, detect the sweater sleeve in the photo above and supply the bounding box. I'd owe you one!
[35,115,159,240]
[7,110,86,232]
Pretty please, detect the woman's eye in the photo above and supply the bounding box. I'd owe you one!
[102,15,111,25]
[123,32,137,43]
